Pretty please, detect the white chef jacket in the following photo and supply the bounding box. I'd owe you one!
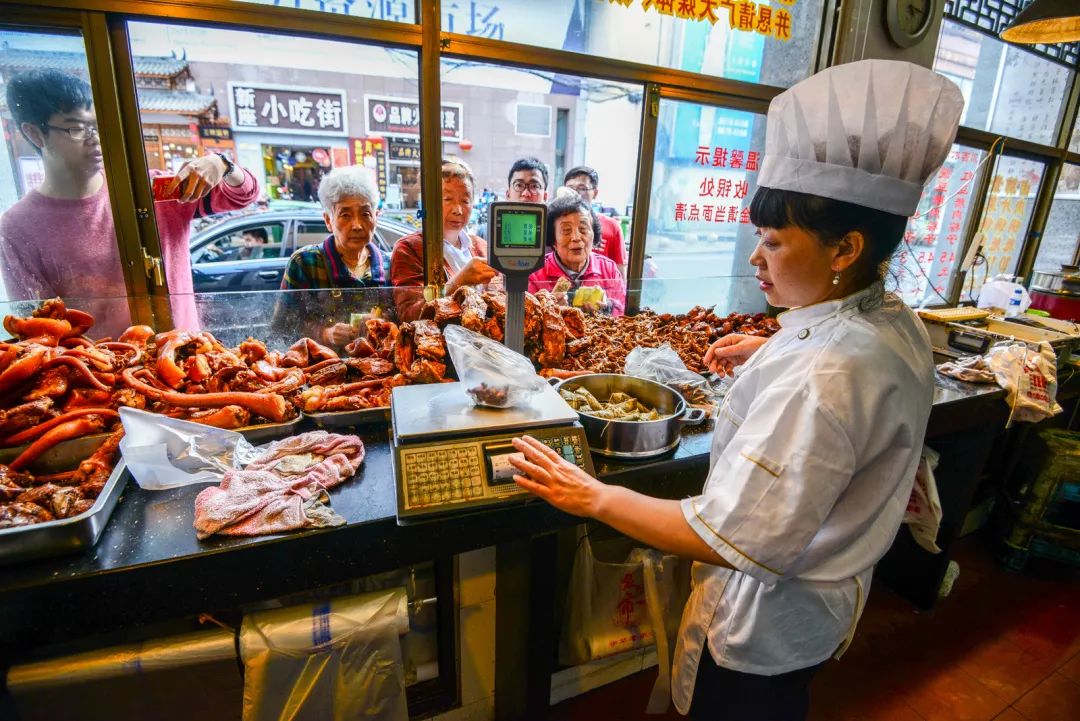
[672,283,934,713]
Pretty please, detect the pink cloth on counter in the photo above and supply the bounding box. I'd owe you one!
[193,431,365,540]
[0,168,259,334]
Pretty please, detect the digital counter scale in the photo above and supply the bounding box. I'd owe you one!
[391,381,594,522]
[486,201,547,354]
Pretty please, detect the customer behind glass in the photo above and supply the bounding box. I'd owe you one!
[528,188,625,316]
[390,158,499,322]
[0,70,259,334]
[477,156,549,241]
[564,165,628,277]
[272,165,388,346]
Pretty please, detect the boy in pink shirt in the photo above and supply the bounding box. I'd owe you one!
[0,70,258,336]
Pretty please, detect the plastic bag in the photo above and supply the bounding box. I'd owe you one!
[904,446,943,554]
[977,274,1030,313]
[625,343,710,405]
[118,407,264,490]
[986,341,1063,425]
[443,324,546,408]
[241,588,410,721]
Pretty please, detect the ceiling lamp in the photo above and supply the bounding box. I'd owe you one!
[999,0,1080,44]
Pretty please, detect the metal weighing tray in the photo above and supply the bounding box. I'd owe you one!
[306,406,390,429]
[0,434,128,566]
[237,415,304,443]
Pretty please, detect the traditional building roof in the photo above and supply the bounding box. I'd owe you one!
[138,89,217,116]
[0,46,189,78]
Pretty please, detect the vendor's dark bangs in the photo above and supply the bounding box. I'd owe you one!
[748,186,797,230]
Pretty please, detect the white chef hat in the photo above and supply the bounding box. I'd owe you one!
[758,60,964,217]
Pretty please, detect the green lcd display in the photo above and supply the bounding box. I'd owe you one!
[498,212,540,248]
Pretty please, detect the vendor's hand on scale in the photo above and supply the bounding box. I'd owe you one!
[703,333,769,378]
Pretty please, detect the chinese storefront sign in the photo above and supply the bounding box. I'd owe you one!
[671,145,760,225]
[350,136,388,197]
[257,0,414,22]
[388,140,421,162]
[604,0,796,42]
[893,148,981,304]
[443,1,507,39]
[229,83,348,136]
[364,95,464,142]
[198,125,233,141]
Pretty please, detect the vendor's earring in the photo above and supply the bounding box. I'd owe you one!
[832,271,840,286]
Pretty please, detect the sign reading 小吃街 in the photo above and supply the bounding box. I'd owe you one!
[605,0,795,42]
[364,95,464,142]
[228,82,348,136]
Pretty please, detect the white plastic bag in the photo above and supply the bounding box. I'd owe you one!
[118,407,264,490]
[986,341,1063,425]
[443,324,546,408]
[977,274,1030,313]
[624,344,711,404]
[904,446,943,554]
[240,589,410,721]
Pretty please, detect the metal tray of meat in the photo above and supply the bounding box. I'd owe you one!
[236,415,305,444]
[0,435,127,566]
[305,406,390,429]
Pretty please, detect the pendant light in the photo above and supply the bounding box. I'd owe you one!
[999,0,1080,44]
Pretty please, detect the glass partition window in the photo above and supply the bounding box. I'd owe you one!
[965,155,1045,299]
[127,21,421,334]
[439,57,642,286]
[1034,164,1080,274]
[443,0,826,89]
[0,29,133,337]
[231,0,416,23]
[890,145,986,307]
[934,19,1073,147]
[642,99,766,315]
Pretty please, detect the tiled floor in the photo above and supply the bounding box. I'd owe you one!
[545,533,1080,720]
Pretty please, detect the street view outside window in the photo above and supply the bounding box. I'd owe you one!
[126,21,421,338]
[1034,164,1080,273]
[448,0,825,89]
[934,19,1073,147]
[0,29,132,336]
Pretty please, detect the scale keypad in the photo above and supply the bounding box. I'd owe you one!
[401,446,486,507]
[395,426,595,519]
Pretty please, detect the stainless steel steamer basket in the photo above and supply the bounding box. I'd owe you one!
[552,374,707,459]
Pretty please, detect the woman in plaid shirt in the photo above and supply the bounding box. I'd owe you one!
[270,166,389,347]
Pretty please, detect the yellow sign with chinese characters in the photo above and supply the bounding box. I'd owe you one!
[607,0,795,42]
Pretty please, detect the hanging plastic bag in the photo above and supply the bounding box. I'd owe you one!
[986,341,1063,425]
[240,588,410,721]
[904,446,943,554]
[443,324,546,408]
[625,343,712,406]
[118,407,265,490]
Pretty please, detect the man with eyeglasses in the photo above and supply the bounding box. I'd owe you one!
[0,70,258,334]
[564,165,627,278]
[477,156,550,242]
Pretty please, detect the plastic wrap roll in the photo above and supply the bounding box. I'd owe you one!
[7,628,235,693]
[240,587,410,721]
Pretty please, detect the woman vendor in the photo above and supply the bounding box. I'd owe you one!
[528,189,627,316]
[270,165,388,347]
[390,158,499,322]
[508,60,963,720]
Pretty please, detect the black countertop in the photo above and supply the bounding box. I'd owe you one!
[0,376,1005,652]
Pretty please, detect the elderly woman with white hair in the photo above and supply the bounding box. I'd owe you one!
[271,165,388,346]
